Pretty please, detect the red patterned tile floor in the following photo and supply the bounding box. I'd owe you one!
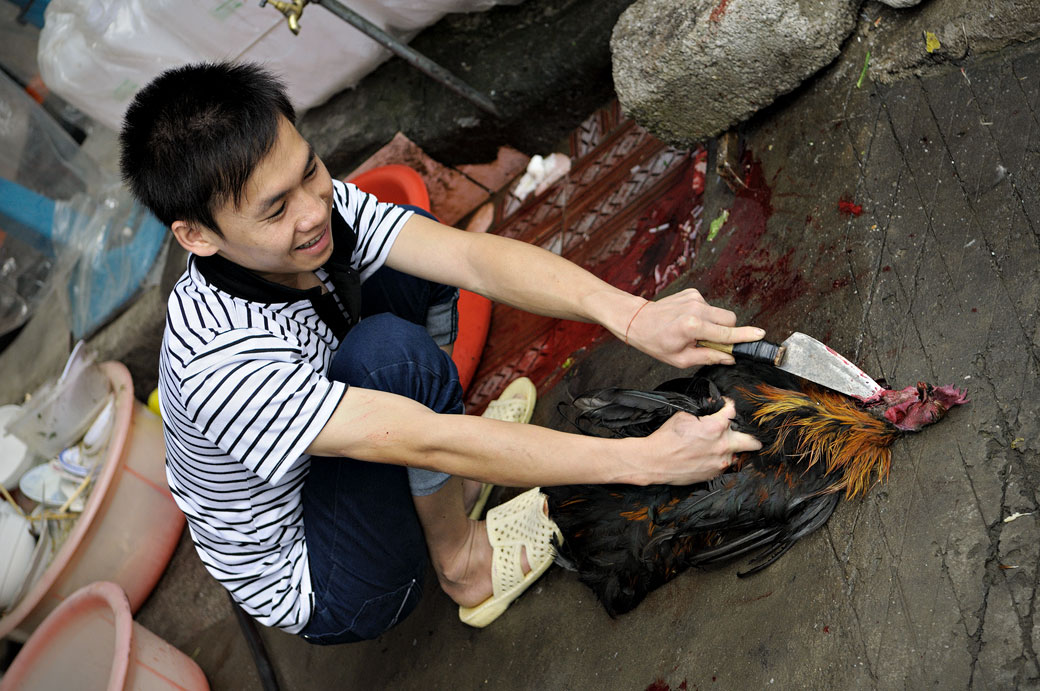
[466,101,706,413]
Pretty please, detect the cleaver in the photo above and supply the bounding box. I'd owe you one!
[699,332,884,399]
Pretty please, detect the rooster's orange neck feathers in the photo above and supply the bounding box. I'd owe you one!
[743,384,897,498]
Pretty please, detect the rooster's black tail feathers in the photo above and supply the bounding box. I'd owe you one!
[559,387,724,438]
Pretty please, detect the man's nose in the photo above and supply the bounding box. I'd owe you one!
[297,187,328,230]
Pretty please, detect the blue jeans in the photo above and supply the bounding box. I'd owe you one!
[300,249,463,644]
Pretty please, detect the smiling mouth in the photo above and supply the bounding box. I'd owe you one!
[296,225,326,250]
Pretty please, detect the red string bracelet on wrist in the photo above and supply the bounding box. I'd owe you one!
[624,300,650,345]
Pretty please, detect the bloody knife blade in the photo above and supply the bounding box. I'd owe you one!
[698,332,883,399]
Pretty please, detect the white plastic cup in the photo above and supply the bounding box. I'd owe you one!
[0,505,36,610]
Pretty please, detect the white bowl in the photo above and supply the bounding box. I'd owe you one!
[18,463,84,510]
[0,504,36,609]
[0,404,31,490]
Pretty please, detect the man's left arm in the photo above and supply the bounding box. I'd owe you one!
[384,214,764,368]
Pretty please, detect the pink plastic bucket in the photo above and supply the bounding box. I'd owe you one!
[0,581,208,690]
[0,361,184,642]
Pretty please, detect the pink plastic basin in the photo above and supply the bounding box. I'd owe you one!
[0,361,184,642]
[0,581,208,690]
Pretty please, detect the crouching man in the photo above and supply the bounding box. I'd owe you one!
[119,62,762,643]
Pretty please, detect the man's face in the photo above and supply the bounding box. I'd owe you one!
[206,116,335,288]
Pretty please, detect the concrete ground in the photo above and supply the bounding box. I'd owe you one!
[2,3,1039,690]
[131,34,1040,691]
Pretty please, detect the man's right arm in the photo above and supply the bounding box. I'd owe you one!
[304,385,762,487]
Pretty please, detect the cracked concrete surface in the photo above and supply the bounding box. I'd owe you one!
[3,8,1037,691]
[683,37,1040,689]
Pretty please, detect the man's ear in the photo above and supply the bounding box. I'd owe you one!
[171,220,220,256]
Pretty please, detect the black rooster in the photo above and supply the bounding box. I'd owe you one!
[544,360,967,617]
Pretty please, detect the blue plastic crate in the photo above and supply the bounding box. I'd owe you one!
[6,0,50,29]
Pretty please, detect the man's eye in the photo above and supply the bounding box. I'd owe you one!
[269,203,286,220]
[305,163,317,179]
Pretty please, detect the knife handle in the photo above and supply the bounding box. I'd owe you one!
[698,340,786,366]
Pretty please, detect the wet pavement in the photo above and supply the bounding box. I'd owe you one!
[125,35,1040,691]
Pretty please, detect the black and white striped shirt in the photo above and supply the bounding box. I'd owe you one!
[158,180,412,632]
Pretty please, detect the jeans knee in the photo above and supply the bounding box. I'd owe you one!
[331,313,462,414]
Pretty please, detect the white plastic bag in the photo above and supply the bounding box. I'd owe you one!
[38,0,526,132]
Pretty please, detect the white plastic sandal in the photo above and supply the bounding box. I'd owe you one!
[458,487,562,627]
[468,377,538,520]
[480,377,536,424]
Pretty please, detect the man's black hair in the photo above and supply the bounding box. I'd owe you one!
[119,61,296,235]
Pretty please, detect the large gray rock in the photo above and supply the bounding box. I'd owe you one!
[611,0,861,146]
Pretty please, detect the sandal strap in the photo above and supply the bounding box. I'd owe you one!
[486,488,562,596]
[482,397,531,423]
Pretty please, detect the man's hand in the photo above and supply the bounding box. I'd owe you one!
[387,217,762,372]
[625,399,762,486]
[623,288,765,368]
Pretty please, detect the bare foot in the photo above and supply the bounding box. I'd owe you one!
[434,499,548,608]
[435,518,496,608]
[414,479,548,609]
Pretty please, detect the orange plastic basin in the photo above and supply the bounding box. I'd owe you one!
[348,164,431,210]
[346,166,490,393]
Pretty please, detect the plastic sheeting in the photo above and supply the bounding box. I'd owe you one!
[37,0,524,132]
[51,184,168,339]
[0,68,99,206]
[0,68,166,341]
[0,69,88,337]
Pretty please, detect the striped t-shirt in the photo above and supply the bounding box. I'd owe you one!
[158,180,412,632]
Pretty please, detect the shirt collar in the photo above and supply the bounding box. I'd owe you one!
[193,253,323,303]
